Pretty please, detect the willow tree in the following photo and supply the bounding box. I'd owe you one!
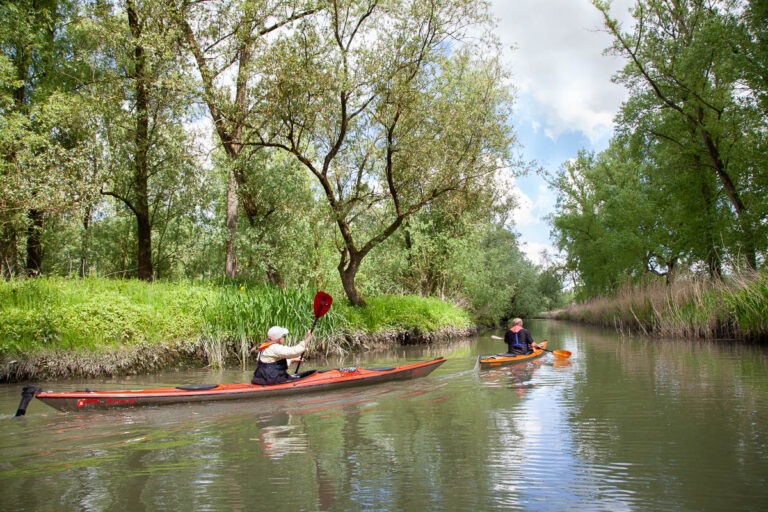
[80,0,199,281]
[250,0,515,306]
[594,0,768,272]
[169,0,318,280]
[0,0,91,278]
[550,142,696,298]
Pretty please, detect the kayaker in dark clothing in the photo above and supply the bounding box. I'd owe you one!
[251,326,312,385]
[503,318,542,355]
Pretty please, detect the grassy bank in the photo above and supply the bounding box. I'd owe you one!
[548,270,768,342]
[0,277,473,381]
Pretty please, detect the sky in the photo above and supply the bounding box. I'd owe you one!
[489,0,636,265]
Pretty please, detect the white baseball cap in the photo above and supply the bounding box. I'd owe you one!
[267,326,289,340]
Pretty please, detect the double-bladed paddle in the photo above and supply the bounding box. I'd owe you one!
[294,291,333,374]
[490,335,572,359]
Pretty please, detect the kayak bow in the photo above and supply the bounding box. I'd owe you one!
[22,357,446,413]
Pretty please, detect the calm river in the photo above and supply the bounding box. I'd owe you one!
[2,320,768,511]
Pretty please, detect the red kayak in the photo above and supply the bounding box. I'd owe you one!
[17,357,446,413]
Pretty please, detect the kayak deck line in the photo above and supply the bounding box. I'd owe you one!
[476,341,548,369]
[16,357,446,414]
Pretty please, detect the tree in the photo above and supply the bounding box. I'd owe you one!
[549,146,671,298]
[224,147,328,286]
[72,0,198,281]
[170,0,319,280]
[594,0,768,271]
[251,0,515,305]
[455,224,548,325]
[739,0,768,116]
[0,0,90,277]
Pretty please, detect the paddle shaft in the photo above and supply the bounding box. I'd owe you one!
[293,319,317,374]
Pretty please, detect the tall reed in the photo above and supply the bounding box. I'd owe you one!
[550,269,768,341]
[200,285,348,367]
[723,270,768,340]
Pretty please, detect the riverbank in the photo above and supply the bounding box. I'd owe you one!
[0,277,475,383]
[546,269,768,342]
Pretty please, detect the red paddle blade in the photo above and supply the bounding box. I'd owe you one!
[313,291,333,318]
[552,349,572,359]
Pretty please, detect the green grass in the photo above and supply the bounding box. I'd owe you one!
[0,277,473,365]
[340,295,472,333]
[0,277,208,353]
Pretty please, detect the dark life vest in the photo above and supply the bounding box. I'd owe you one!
[251,341,293,385]
[505,329,533,355]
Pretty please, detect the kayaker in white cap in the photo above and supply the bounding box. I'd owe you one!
[251,326,313,385]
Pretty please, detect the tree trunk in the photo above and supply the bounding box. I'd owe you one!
[79,202,92,277]
[699,119,756,270]
[1,225,18,279]
[128,0,153,281]
[136,212,152,280]
[225,168,239,279]
[25,209,44,276]
[267,264,285,288]
[339,248,366,306]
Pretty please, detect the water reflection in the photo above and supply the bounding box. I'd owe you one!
[3,323,768,511]
[476,358,547,399]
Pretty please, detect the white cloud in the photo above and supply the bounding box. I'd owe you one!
[491,0,634,143]
[512,186,535,226]
[485,1,636,266]
[497,175,558,266]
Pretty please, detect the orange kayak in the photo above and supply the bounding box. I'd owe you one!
[20,357,446,413]
[477,341,548,369]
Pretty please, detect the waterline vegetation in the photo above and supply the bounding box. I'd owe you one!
[549,270,768,343]
[0,277,473,382]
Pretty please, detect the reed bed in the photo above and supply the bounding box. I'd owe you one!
[200,285,349,368]
[550,270,768,342]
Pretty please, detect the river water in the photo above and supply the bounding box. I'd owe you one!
[2,320,768,511]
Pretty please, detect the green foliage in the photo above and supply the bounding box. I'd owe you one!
[457,225,551,325]
[0,277,477,359]
[226,149,335,286]
[0,277,207,355]
[562,0,768,299]
[340,295,472,333]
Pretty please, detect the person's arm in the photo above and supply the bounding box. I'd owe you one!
[525,329,538,349]
[268,340,307,361]
[286,331,313,365]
